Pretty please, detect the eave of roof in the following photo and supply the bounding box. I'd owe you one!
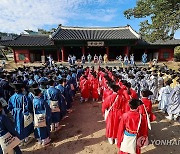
[1,34,54,47]
[51,25,141,41]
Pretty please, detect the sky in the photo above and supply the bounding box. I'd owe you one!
[0,0,179,38]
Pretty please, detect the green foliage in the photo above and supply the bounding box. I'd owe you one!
[174,46,180,61]
[0,32,18,39]
[124,0,180,42]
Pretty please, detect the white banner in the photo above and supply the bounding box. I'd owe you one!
[87,41,104,47]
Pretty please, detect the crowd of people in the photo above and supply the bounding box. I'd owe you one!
[0,62,179,154]
[79,65,180,154]
[0,64,82,154]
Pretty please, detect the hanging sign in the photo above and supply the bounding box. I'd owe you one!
[87,41,104,47]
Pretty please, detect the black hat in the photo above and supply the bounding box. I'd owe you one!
[129,99,143,109]
[11,83,24,90]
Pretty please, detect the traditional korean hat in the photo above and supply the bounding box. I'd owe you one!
[129,99,143,109]
[11,82,24,90]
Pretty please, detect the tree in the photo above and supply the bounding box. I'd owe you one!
[174,46,180,61]
[124,0,180,42]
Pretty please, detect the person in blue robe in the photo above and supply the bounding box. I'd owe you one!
[0,102,22,154]
[166,78,180,121]
[158,79,172,112]
[142,53,147,65]
[55,78,67,118]
[8,83,34,142]
[44,80,62,132]
[0,74,12,101]
[72,70,78,91]
[34,72,40,83]
[33,89,51,145]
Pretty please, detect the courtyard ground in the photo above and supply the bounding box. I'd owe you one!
[2,60,180,154]
[21,94,180,154]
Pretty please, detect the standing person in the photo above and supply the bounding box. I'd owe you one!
[47,55,53,67]
[103,54,108,64]
[91,73,99,102]
[166,78,180,121]
[142,53,147,65]
[8,83,34,143]
[87,53,92,63]
[124,55,129,66]
[0,102,22,154]
[149,74,158,103]
[99,55,103,64]
[158,73,164,91]
[80,75,90,102]
[68,55,72,65]
[44,80,62,132]
[158,80,173,113]
[94,54,98,63]
[117,99,147,154]
[72,55,76,65]
[102,85,125,145]
[33,89,51,146]
[130,54,135,66]
[81,55,86,65]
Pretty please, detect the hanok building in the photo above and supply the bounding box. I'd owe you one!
[1,25,180,63]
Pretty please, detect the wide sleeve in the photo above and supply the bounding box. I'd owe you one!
[7,96,13,112]
[2,115,18,137]
[117,114,126,148]
[102,96,111,114]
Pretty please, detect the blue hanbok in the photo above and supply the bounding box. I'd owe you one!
[158,86,172,111]
[33,96,51,140]
[55,84,67,118]
[0,113,22,154]
[44,87,62,123]
[8,93,33,140]
[167,85,180,115]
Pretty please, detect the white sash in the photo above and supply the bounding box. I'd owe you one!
[143,104,151,130]
[33,100,47,128]
[47,89,60,113]
[104,95,119,121]
[0,132,21,154]
[23,96,33,128]
[120,114,142,154]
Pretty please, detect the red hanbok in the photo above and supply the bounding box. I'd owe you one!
[123,89,138,113]
[91,78,99,99]
[117,109,147,154]
[80,79,90,99]
[102,92,125,139]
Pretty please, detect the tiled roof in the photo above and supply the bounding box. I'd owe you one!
[149,39,180,45]
[1,34,54,47]
[137,39,180,46]
[51,25,141,41]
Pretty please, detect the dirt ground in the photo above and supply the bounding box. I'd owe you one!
[21,93,180,154]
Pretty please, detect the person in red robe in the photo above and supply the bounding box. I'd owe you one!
[102,85,125,145]
[80,75,90,102]
[123,82,138,113]
[91,73,99,101]
[139,89,156,122]
[137,89,156,141]
[117,99,147,154]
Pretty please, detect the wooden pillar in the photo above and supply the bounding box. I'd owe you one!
[42,49,45,56]
[61,47,65,62]
[106,46,109,59]
[124,46,130,56]
[57,49,60,62]
[28,50,30,63]
[82,46,85,55]
[13,50,17,63]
